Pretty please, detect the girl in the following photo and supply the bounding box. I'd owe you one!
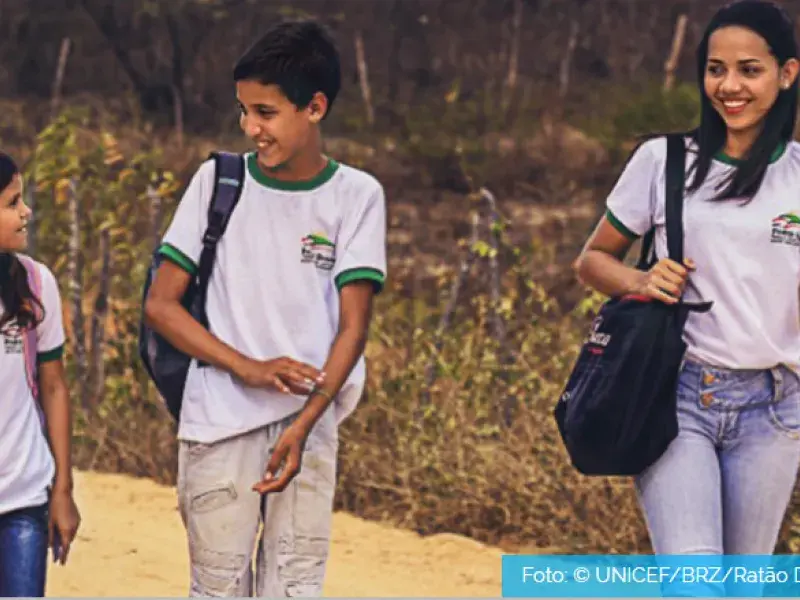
[0,152,80,597]
[574,0,800,593]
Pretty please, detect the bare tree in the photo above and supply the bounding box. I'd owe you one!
[664,13,689,91]
[354,30,375,126]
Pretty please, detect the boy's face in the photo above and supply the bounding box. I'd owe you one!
[236,80,326,171]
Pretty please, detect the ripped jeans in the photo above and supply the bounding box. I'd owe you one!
[177,409,338,597]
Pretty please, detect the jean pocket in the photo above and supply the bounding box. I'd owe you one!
[190,481,238,514]
[674,363,699,403]
[769,387,800,439]
[185,440,217,461]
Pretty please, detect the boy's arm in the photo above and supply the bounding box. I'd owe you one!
[146,161,324,393]
[145,260,324,393]
[252,279,375,494]
[253,180,387,495]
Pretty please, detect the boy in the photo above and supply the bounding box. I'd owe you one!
[143,20,386,597]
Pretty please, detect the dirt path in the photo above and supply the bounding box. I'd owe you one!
[46,471,503,597]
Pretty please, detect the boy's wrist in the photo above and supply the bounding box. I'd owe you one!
[295,387,335,432]
[227,352,251,379]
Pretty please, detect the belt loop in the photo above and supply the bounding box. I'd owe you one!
[771,366,784,405]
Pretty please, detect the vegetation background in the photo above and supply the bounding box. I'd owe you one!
[3,0,800,554]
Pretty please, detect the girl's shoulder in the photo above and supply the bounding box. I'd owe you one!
[765,140,800,177]
[782,140,800,160]
[627,133,695,162]
[16,254,58,297]
[620,134,693,180]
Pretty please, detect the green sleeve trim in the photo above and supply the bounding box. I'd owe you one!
[605,209,639,241]
[158,243,198,275]
[335,267,385,294]
[37,345,63,363]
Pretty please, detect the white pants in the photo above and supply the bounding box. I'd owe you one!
[177,409,338,597]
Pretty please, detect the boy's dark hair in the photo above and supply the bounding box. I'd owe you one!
[233,20,341,119]
[0,152,43,332]
[689,0,798,201]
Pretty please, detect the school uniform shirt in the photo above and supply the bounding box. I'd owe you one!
[0,259,65,515]
[159,154,387,444]
[606,136,800,373]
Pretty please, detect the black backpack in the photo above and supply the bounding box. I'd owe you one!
[138,151,245,421]
[553,134,712,477]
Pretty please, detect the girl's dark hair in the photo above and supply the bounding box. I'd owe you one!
[0,152,42,332]
[688,0,799,200]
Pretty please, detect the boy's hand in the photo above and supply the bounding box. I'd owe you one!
[252,420,310,494]
[234,357,325,394]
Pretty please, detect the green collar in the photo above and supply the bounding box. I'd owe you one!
[247,153,339,191]
[714,141,787,166]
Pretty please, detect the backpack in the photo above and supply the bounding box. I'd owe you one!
[18,254,44,426]
[553,134,713,477]
[138,151,245,421]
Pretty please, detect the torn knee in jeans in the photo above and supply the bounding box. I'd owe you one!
[190,547,250,597]
[276,539,329,598]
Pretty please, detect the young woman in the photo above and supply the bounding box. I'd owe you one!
[0,152,80,596]
[574,0,800,591]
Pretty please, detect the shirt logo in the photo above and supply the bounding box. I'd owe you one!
[771,212,800,247]
[301,232,336,271]
[2,322,23,354]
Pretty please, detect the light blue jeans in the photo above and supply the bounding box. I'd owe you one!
[634,358,800,596]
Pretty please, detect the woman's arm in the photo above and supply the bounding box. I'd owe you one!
[574,215,693,304]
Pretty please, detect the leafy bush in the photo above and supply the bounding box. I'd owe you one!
[20,104,800,556]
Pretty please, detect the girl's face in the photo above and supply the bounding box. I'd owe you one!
[703,25,798,136]
[0,174,31,252]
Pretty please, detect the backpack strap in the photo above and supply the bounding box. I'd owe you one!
[193,152,245,361]
[634,134,689,270]
[633,135,685,271]
[662,134,713,313]
[664,134,687,264]
[17,254,43,408]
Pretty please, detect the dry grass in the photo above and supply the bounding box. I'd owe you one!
[13,102,800,557]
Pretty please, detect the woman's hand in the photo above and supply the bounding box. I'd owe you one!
[632,258,696,304]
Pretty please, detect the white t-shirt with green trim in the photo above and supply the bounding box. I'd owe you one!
[159,153,387,444]
[0,258,66,514]
[606,135,800,372]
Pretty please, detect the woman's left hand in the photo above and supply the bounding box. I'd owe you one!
[49,487,81,565]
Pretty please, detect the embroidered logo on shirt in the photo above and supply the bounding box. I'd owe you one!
[2,322,23,354]
[301,232,336,271]
[771,212,800,247]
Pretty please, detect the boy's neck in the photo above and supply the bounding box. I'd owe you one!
[255,138,328,183]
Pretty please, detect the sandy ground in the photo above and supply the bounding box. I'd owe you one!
[46,471,503,597]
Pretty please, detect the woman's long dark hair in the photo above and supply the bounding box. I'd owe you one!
[688,0,799,200]
[0,152,42,332]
